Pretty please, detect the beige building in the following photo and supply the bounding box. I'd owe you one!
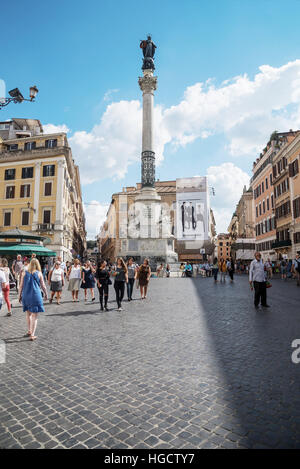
[251,131,297,260]
[98,180,216,264]
[0,118,86,260]
[272,131,300,258]
[228,186,256,261]
[216,233,231,261]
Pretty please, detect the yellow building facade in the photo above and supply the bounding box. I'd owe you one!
[0,122,86,260]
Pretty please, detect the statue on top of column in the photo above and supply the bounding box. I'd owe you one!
[140,35,156,71]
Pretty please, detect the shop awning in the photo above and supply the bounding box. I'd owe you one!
[0,244,56,257]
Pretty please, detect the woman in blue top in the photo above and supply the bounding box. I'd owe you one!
[19,258,48,341]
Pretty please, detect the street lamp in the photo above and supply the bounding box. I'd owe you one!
[0,85,39,109]
[27,202,36,213]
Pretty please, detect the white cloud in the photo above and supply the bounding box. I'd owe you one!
[43,123,70,134]
[52,59,300,185]
[207,162,250,234]
[103,89,119,102]
[84,200,109,239]
[163,60,300,156]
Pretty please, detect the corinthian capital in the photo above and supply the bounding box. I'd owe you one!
[138,74,157,93]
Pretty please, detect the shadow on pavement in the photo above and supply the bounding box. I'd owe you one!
[191,275,300,449]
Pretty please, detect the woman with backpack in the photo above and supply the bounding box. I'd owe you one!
[280,258,287,280]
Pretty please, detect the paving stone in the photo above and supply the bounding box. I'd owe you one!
[0,277,300,449]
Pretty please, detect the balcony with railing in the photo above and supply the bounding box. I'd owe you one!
[35,223,55,232]
[271,239,291,249]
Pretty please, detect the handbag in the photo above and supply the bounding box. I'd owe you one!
[266,280,272,288]
[9,272,16,290]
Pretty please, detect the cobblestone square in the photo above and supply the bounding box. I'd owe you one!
[0,276,300,449]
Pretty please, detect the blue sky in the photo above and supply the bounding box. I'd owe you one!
[2,0,300,237]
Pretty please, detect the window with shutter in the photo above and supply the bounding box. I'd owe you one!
[22,211,29,226]
[4,212,11,226]
[20,184,30,198]
[44,182,52,196]
[43,165,55,177]
[6,186,15,199]
[22,167,34,179]
[43,210,51,224]
[45,139,57,149]
[5,169,16,180]
[24,142,36,151]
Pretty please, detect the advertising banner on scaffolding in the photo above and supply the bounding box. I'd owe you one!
[176,177,209,241]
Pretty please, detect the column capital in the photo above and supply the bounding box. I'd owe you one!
[138,74,157,93]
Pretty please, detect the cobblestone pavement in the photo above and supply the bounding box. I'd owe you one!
[0,275,300,449]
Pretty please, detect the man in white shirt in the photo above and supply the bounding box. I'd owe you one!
[249,252,270,308]
[0,269,8,311]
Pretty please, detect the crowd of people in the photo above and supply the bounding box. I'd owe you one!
[0,255,154,341]
[1,250,299,341]
[177,253,300,286]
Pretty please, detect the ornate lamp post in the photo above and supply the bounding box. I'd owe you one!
[0,86,38,109]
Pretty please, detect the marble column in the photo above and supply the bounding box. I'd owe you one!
[138,70,158,191]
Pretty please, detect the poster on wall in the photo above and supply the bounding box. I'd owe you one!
[176,177,209,241]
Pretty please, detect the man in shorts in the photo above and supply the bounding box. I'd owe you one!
[12,255,24,292]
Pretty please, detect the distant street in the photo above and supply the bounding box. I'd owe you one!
[0,275,300,449]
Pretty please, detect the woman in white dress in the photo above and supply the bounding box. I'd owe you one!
[67,259,81,302]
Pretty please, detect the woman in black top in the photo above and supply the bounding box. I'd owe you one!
[112,258,128,311]
[95,260,111,311]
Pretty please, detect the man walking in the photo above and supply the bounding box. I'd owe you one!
[292,252,300,286]
[249,252,270,308]
[12,254,24,293]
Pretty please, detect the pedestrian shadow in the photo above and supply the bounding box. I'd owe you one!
[45,310,102,318]
[4,336,30,343]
